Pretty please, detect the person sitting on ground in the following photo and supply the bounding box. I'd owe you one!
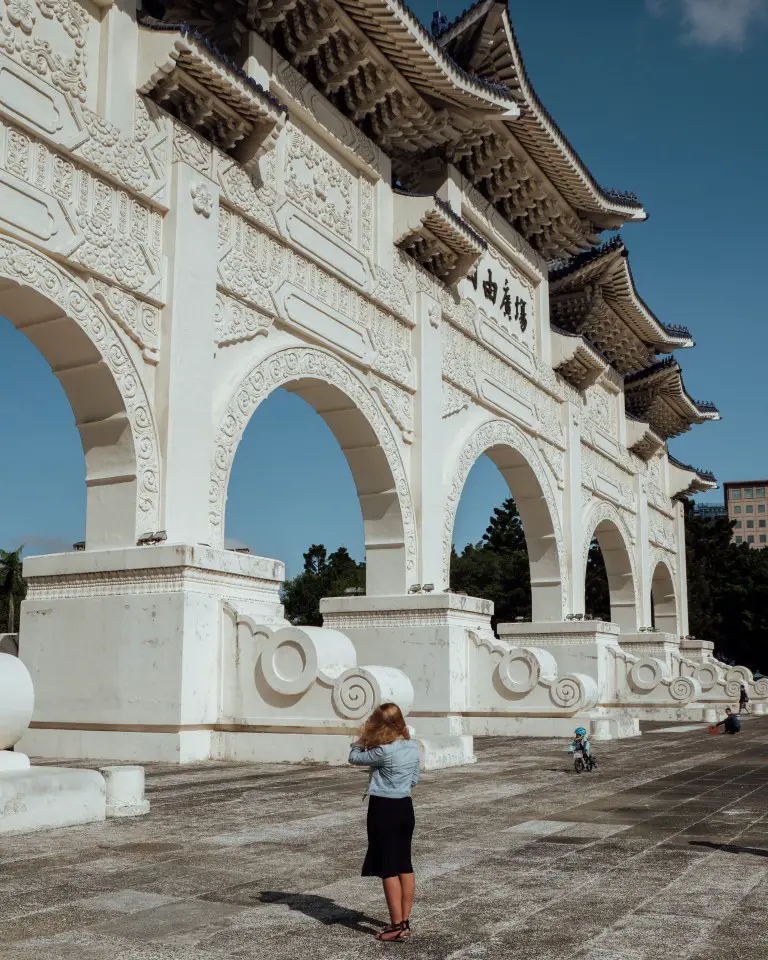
[716,707,742,734]
[739,685,750,714]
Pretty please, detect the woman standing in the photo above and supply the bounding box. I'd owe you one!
[349,702,421,942]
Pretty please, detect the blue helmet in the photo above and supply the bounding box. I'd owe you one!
[575,727,587,736]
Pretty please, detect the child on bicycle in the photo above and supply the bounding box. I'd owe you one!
[568,727,596,768]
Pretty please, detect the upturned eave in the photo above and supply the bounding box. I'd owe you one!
[137,20,287,165]
[394,190,487,283]
[437,2,647,225]
[550,327,609,390]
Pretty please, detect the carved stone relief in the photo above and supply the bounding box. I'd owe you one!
[442,380,470,419]
[370,374,413,443]
[89,278,160,363]
[214,290,273,347]
[584,383,617,438]
[0,0,90,105]
[0,118,163,297]
[217,210,413,388]
[648,507,677,553]
[283,125,353,242]
[581,445,637,516]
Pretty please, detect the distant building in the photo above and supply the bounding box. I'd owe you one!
[693,503,727,520]
[724,481,768,548]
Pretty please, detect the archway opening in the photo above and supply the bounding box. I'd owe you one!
[223,377,407,601]
[650,560,677,635]
[447,441,563,623]
[450,455,531,627]
[591,518,637,631]
[0,276,139,550]
[585,538,611,622]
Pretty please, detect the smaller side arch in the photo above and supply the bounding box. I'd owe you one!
[583,502,639,632]
[209,346,416,595]
[443,419,567,621]
[649,551,678,636]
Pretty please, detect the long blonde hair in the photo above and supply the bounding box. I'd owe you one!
[356,702,409,750]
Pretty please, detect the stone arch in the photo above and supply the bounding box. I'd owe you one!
[650,551,678,636]
[0,237,160,547]
[208,346,416,595]
[583,502,639,631]
[443,419,566,621]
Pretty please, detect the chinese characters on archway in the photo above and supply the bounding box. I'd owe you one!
[469,266,528,333]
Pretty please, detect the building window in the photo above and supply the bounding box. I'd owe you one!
[747,505,754,513]
[759,505,765,513]
[735,520,742,528]
[730,488,741,499]
[734,506,741,514]
[761,520,766,528]
[747,520,754,528]
[748,536,755,543]
[744,488,754,498]
[761,536,767,544]
[736,536,743,543]
[757,487,765,497]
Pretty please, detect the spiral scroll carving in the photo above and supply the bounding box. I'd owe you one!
[550,673,597,711]
[695,663,719,692]
[724,679,742,701]
[669,676,700,703]
[753,678,768,699]
[332,669,378,720]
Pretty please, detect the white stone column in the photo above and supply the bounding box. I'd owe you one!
[675,501,690,637]
[563,402,584,615]
[156,162,219,544]
[413,291,444,589]
[96,0,139,132]
[636,474,652,629]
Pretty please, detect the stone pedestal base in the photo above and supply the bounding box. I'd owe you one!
[321,593,484,766]
[0,767,106,835]
[17,545,285,763]
[100,765,150,817]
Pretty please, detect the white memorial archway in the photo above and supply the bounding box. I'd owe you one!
[209,347,416,596]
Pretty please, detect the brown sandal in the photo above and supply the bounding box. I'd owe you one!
[377,921,409,942]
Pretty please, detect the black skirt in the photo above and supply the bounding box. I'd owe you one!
[362,795,415,879]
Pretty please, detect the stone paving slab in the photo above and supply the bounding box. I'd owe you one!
[1,719,767,959]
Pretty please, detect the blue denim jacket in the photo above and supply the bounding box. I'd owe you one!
[348,738,421,798]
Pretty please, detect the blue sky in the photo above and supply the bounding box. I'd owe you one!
[1,0,767,574]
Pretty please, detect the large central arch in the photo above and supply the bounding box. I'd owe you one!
[209,346,416,595]
[0,237,160,547]
[443,419,567,621]
[583,502,639,631]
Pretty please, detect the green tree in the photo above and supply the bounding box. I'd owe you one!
[451,498,531,627]
[281,544,365,625]
[585,539,610,621]
[0,546,26,634]
[683,499,768,672]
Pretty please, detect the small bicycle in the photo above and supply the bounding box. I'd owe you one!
[570,745,597,774]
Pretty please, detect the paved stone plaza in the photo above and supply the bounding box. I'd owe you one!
[2,721,768,960]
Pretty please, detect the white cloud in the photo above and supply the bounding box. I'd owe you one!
[648,0,768,47]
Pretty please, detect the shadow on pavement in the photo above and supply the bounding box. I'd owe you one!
[690,841,768,858]
[259,891,384,934]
